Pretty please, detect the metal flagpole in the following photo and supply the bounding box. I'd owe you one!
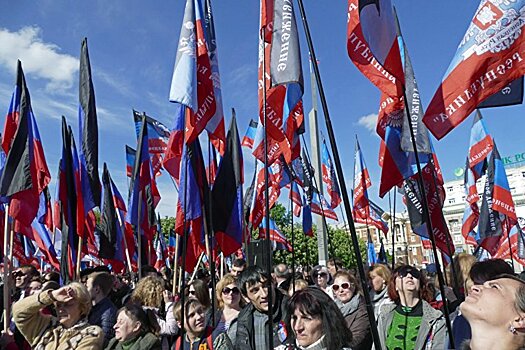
[295,1,381,347]
[392,190,397,270]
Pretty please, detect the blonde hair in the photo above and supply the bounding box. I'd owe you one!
[369,264,392,286]
[216,274,245,309]
[131,276,165,307]
[288,279,309,296]
[69,282,92,318]
[448,253,476,292]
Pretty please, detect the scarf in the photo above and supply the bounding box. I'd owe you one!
[336,294,360,318]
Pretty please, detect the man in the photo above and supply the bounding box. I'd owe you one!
[13,265,39,302]
[273,263,291,292]
[86,271,118,346]
[235,266,288,350]
[231,258,247,277]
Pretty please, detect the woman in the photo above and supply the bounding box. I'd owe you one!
[174,298,233,349]
[130,276,178,349]
[215,274,245,344]
[368,264,392,319]
[460,274,525,350]
[311,266,333,298]
[13,282,104,349]
[105,303,160,350]
[276,287,352,350]
[377,264,446,350]
[333,270,372,350]
[187,279,212,323]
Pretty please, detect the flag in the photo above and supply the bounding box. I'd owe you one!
[125,145,136,178]
[249,160,284,230]
[133,110,170,177]
[353,137,372,221]
[491,145,517,221]
[212,115,243,256]
[78,38,100,208]
[494,220,525,266]
[311,192,338,221]
[468,110,494,179]
[423,1,525,139]
[290,181,302,217]
[241,119,258,149]
[346,0,404,97]
[169,0,216,145]
[321,140,341,209]
[478,76,524,109]
[355,200,389,235]
[259,219,292,252]
[367,232,377,266]
[31,220,60,270]
[163,103,186,185]
[0,61,51,229]
[203,0,226,154]
[461,163,480,246]
[302,198,313,237]
[99,163,122,261]
[403,164,454,257]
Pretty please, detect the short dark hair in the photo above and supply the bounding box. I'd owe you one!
[286,287,352,349]
[469,259,513,285]
[327,258,343,268]
[89,272,114,296]
[232,258,247,268]
[238,265,270,296]
[140,265,159,276]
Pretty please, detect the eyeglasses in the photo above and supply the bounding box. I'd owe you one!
[332,282,352,292]
[222,287,240,295]
[189,290,196,295]
[398,266,421,279]
[13,271,26,277]
[318,272,328,278]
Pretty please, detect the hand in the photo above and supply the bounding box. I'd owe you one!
[51,286,77,303]
[163,290,173,303]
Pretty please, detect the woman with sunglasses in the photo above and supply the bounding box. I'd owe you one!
[214,274,245,344]
[332,270,372,350]
[311,266,333,299]
[377,264,446,350]
[13,282,104,349]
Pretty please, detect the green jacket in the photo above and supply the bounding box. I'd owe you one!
[105,332,161,350]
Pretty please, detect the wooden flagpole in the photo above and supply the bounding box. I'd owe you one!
[137,190,142,279]
[3,206,10,334]
[172,233,180,295]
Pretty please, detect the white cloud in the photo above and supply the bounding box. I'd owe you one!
[357,113,378,132]
[0,26,78,92]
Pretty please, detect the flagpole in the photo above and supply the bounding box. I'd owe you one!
[391,190,396,270]
[290,196,296,294]
[172,233,180,295]
[3,206,10,334]
[116,211,134,278]
[296,1,381,347]
[179,148,190,345]
[137,190,142,279]
[506,218,516,272]
[261,25,274,350]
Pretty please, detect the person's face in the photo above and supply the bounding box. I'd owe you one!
[461,278,523,328]
[327,264,336,277]
[291,307,324,347]
[333,276,355,304]
[221,283,241,308]
[55,299,83,328]
[231,265,245,277]
[246,279,274,312]
[395,267,420,298]
[25,280,42,296]
[114,310,141,342]
[316,271,328,288]
[14,269,30,289]
[369,271,386,292]
[188,285,197,299]
[186,303,206,335]
[85,277,98,301]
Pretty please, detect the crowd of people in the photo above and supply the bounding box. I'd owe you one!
[0,254,524,349]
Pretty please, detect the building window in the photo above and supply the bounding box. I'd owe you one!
[448,198,455,204]
[447,187,453,192]
[411,236,416,242]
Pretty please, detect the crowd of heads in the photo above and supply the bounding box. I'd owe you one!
[4,254,525,350]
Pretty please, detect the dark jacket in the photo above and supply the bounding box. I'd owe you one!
[105,332,161,350]
[234,288,288,350]
[338,295,372,350]
[89,297,118,347]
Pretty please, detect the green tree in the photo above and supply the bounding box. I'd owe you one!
[160,216,175,239]
[268,203,367,269]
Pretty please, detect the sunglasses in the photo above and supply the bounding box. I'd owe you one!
[332,282,352,292]
[189,290,196,295]
[318,272,328,278]
[222,287,240,295]
[398,267,421,279]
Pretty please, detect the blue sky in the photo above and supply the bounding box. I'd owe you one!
[0,1,522,217]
